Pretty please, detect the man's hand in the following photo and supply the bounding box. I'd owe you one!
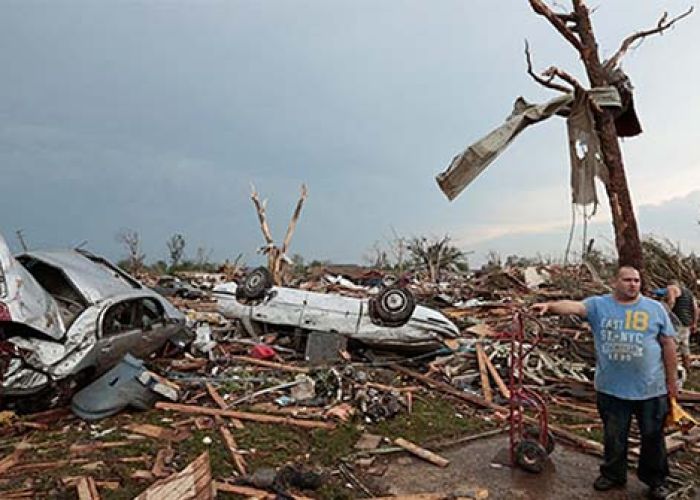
[529,300,587,318]
[531,303,550,316]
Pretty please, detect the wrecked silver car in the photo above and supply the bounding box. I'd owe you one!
[0,234,191,406]
[214,268,459,352]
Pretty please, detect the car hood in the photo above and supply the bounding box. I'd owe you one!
[0,233,65,340]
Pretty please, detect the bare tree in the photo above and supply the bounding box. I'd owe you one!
[166,233,186,270]
[250,184,308,285]
[526,0,692,269]
[194,246,213,269]
[116,229,145,273]
[407,235,466,283]
[363,241,389,269]
[388,227,408,273]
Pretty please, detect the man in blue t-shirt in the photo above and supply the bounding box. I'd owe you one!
[533,266,677,500]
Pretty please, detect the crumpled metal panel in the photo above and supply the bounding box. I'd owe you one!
[0,359,48,393]
[18,250,141,304]
[0,233,65,340]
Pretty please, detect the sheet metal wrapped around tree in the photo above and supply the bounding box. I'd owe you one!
[436,86,625,205]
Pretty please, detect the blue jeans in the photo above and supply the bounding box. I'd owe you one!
[596,391,669,487]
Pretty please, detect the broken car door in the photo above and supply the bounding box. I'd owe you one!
[249,287,306,329]
[96,300,144,368]
[299,292,361,336]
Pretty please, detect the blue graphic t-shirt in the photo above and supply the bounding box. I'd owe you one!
[583,294,676,400]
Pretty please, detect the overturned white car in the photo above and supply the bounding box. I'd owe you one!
[0,233,190,406]
[214,268,459,352]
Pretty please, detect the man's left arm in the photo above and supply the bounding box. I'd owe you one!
[659,335,678,400]
[657,303,679,399]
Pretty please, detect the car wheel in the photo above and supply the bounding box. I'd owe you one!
[515,439,548,473]
[238,267,273,300]
[369,286,416,326]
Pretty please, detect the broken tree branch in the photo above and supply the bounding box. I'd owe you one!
[250,184,275,245]
[541,65,586,94]
[529,0,584,52]
[524,40,571,93]
[604,6,693,71]
[281,184,308,254]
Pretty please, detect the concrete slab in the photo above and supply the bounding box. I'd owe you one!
[379,436,651,499]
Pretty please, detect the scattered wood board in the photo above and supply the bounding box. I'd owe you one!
[134,452,213,500]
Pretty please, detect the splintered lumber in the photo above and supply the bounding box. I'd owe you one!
[214,482,275,499]
[62,478,119,490]
[124,423,191,442]
[151,448,174,478]
[75,476,100,500]
[214,481,314,500]
[631,427,700,456]
[70,441,133,455]
[0,489,35,499]
[0,447,25,474]
[475,343,493,402]
[205,382,244,429]
[392,364,500,411]
[5,458,91,475]
[393,365,604,455]
[228,355,309,373]
[219,425,247,475]
[393,438,450,467]
[155,402,335,430]
[481,351,510,399]
[135,452,213,500]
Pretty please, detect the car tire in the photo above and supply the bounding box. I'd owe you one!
[369,286,416,327]
[238,267,273,300]
[515,439,548,473]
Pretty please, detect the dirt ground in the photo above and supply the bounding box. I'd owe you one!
[378,436,674,500]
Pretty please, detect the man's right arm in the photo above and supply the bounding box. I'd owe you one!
[531,300,587,318]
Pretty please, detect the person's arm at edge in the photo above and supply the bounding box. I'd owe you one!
[531,300,587,317]
[665,285,680,310]
[659,335,679,400]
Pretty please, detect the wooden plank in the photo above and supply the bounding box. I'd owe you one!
[70,441,133,456]
[219,426,247,475]
[393,438,450,467]
[0,488,35,499]
[475,343,493,402]
[135,452,213,500]
[151,448,174,478]
[481,350,510,399]
[392,364,605,455]
[213,481,314,499]
[228,355,309,373]
[213,482,275,498]
[0,447,25,474]
[155,402,335,430]
[205,382,244,429]
[124,423,191,442]
[75,476,100,500]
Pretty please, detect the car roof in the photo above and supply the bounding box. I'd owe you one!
[18,249,142,304]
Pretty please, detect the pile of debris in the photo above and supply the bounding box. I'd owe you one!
[2,238,700,498]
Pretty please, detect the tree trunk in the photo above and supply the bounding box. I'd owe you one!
[573,1,643,270]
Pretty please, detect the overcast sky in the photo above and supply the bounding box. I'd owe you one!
[1,0,698,267]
